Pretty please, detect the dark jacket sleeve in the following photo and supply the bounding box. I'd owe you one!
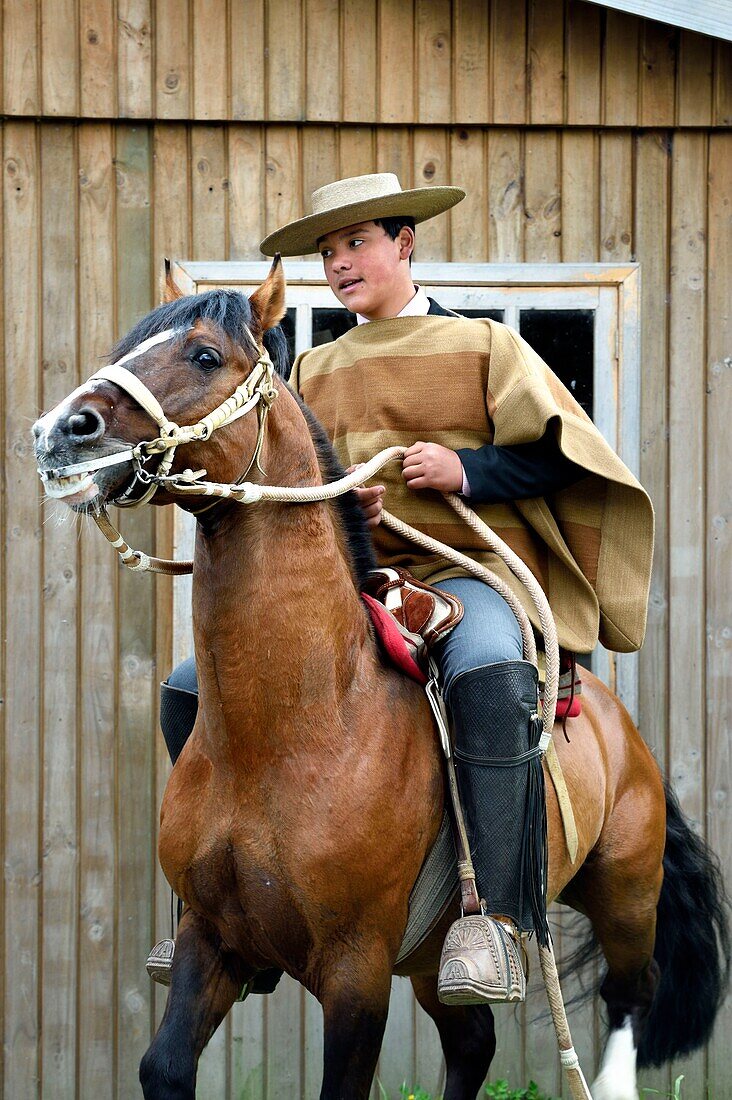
[456,429,585,505]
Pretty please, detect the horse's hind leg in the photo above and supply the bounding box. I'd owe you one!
[139,909,248,1100]
[411,974,496,1100]
[564,826,663,1100]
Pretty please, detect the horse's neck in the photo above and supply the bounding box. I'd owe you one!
[190,395,371,756]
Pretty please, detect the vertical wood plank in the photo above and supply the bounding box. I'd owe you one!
[633,131,670,792]
[560,130,598,262]
[305,0,340,121]
[342,0,376,122]
[155,0,191,119]
[115,123,156,1100]
[41,0,79,115]
[267,0,304,121]
[3,0,40,114]
[486,130,523,262]
[378,0,415,124]
[229,125,266,260]
[302,987,324,1100]
[338,126,375,180]
[413,127,449,260]
[151,121,190,1028]
[118,0,152,118]
[713,41,732,128]
[230,0,265,121]
[77,120,117,1099]
[528,0,565,125]
[80,0,116,117]
[705,130,732,1100]
[450,127,487,262]
[193,0,228,120]
[524,130,561,263]
[599,132,632,263]
[491,0,527,125]
[677,30,713,127]
[0,116,5,1100]
[3,118,41,1100]
[302,125,338,217]
[191,125,227,259]
[668,137,707,1090]
[377,977,416,1098]
[602,10,639,127]
[639,20,677,128]
[565,0,601,126]
[453,0,489,125]
[265,976,302,1096]
[376,127,413,188]
[416,0,451,124]
[230,997,266,1099]
[264,126,301,248]
[40,122,79,1100]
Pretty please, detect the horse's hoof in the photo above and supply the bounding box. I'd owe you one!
[437,914,526,1004]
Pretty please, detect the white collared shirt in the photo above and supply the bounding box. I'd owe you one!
[356,285,430,325]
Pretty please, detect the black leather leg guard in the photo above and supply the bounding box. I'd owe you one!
[160,681,198,765]
[449,660,548,945]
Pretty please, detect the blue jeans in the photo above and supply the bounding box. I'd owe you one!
[431,577,523,700]
[166,578,522,699]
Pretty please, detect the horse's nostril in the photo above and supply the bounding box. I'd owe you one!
[32,422,43,439]
[68,408,103,438]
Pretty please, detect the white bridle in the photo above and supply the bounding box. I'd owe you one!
[37,326,279,507]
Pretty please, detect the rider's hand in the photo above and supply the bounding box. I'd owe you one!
[347,465,385,528]
[402,442,464,493]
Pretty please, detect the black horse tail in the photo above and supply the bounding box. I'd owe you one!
[560,782,730,1067]
[636,782,731,1067]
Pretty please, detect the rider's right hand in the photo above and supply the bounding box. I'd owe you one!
[346,465,385,528]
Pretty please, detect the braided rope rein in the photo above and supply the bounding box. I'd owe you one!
[92,444,592,1099]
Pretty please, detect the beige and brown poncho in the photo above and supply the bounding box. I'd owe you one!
[291,315,654,655]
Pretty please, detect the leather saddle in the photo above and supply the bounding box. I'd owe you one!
[361,566,464,680]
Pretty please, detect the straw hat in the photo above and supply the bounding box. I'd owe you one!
[260,172,465,257]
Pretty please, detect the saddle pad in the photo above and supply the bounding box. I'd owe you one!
[362,593,428,685]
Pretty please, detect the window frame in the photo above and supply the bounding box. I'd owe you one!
[169,260,642,719]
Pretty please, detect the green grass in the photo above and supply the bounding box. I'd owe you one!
[376,1073,689,1100]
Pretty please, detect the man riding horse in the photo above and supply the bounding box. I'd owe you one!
[151,173,653,1006]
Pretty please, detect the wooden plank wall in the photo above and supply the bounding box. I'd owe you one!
[1,1,731,1097]
[2,116,730,1098]
[1,0,731,127]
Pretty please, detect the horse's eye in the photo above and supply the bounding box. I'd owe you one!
[192,347,222,370]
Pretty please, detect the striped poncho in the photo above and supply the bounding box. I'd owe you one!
[291,315,654,655]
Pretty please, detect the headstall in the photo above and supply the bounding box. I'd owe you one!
[38,325,279,510]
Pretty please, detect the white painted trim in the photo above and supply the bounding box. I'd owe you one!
[583,0,732,43]
[169,260,642,720]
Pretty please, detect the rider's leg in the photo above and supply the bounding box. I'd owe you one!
[432,577,546,1005]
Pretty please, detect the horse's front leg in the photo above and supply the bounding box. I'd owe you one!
[317,942,394,1100]
[139,909,250,1100]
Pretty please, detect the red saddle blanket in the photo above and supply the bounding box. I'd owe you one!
[363,593,582,717]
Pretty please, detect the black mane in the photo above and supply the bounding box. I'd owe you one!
[110,288,289,378]
[291,390,378,589]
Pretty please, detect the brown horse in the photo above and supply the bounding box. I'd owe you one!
[33,263,729,1100]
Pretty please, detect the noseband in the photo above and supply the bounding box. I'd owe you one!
[38,326,279,508]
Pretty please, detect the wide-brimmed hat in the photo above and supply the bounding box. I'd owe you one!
[260,172,465,257]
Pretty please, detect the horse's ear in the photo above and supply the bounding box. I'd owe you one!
[250,254,286,332]
[162,258,185,304]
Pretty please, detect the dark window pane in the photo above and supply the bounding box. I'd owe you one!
[312,308,358,346]
[519,310,594,417]
[457,309,503,321]
[280,308,296,366]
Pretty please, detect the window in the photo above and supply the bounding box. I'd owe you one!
[169,261,641,718]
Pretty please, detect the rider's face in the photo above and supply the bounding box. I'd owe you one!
[318,221,415,320]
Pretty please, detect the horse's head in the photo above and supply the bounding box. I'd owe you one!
[33,259,288,512]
